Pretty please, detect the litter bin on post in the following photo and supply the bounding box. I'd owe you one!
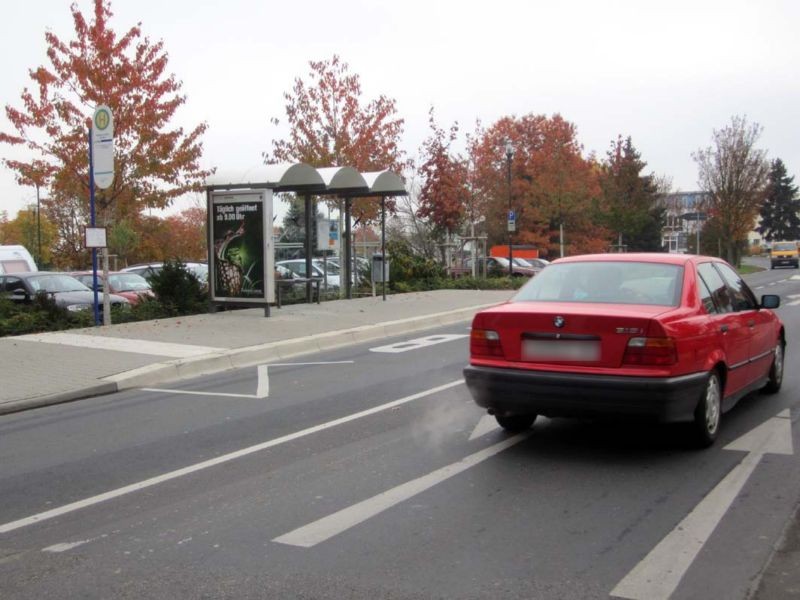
[371,253,390,283]
[371,253,390,299]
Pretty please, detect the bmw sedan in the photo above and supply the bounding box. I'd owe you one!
[463,253,785,447]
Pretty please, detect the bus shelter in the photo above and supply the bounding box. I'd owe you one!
[205,163,404,313]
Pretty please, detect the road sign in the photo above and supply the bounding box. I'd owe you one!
[92,105,114,189]
[507,210,516,232]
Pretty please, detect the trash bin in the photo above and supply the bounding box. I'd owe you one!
[371,253,390,283]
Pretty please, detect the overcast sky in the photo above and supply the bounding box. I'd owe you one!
[1,0,798,219]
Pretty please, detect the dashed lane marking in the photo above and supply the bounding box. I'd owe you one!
[0,380,464,535]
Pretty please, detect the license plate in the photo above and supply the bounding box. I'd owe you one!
[522,339,600,361]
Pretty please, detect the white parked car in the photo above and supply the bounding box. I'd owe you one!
[276,259,340,288]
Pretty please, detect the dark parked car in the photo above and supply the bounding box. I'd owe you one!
[0,272,129,311]
[464,253,785,447]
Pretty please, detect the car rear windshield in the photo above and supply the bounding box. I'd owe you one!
[108,273,151,291]
[28,275,91,293]
[773,242,796,251]
[512,261,683,306]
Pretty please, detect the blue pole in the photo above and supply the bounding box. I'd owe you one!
[89,126,100,326]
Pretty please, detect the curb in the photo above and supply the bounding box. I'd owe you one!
[105,303,487,390]
[0,302,493,416]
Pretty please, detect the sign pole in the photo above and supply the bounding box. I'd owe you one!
[88,126,100,327]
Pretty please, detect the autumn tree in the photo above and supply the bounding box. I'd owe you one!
[416,108,469,262]
[470,114,606,258]
[265,55,407,220]
[757,158,800,242]
[0,0,212,266]
[600,136,665,251]
[693,115,769,265]
[0,206,58,266]
[108,219,139,267]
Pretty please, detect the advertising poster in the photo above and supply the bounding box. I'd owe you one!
[210,191,272,303]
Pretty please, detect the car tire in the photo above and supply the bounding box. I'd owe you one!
[692,371,722,448]
[495,414,536,432]
[763,341,784,394]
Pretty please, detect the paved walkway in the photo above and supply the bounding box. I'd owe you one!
[0,289,512,414]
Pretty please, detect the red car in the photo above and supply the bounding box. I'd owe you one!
[71,271,154,306]
[464,253,785,447]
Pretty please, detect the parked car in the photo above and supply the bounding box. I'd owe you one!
[121,262,209,285]
[513,257,550,274]
[466,256,536,277]
[276,259,340,288]
[463,253,785,447]
[0,272,130,311]
[70,271,154,306]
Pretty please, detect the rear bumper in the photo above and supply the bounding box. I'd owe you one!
[463,365,708,423]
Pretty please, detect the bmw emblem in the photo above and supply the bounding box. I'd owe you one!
[554,316,565,328]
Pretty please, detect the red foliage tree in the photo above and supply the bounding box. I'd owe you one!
[470,114,607,257]
[416,108,469,235]
[0,0,212,266]
[265,55,407,220]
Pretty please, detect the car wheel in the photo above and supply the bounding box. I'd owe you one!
[763,341,784,394]
[692,371,722,448]
[495,414,536,432]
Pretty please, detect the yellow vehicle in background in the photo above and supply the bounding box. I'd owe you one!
[770,241,799,269]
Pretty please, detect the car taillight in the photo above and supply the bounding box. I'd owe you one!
[470,329,504,358]
[622,337,678,366]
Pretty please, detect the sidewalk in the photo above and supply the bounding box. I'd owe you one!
[0,289,512,415]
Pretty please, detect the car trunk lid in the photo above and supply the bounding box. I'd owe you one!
[475,301,672,368]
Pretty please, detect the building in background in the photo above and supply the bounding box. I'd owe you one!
[659,191,709,253]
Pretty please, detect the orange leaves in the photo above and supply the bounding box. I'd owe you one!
[266,55,407,222]
[0,0,211,266]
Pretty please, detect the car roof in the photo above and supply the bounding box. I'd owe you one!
[552,253,710,266]
[1,271,76,278]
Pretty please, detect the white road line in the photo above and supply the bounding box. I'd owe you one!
[141,389,260,399]
[370,334,468,354]
[16,332,222,358]
[469,414,500,440]
[143,361,354,400]
[256,365,269,398]
[611,410,794,600]
[0,380,464,535]
[273,432,530,548]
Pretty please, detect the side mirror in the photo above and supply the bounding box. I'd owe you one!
[760,294,781,309]
[10,290,29,301]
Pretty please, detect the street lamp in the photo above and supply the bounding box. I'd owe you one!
[505,140,514,277]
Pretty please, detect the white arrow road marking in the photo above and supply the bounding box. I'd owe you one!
[273,432,531,548]
[142,361,353,399]
[0,380,463,535]
[785,294,800,307]
[611,410,794,600]
[791,275,800,281]
[370,334,468,354]
[469,414,501,440]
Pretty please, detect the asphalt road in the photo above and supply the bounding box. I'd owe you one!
[1,261,799,599]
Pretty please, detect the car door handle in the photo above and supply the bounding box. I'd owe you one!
[747,319,755,328]
[720,325,729,333]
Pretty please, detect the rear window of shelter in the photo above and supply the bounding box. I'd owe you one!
[513,261,683,306]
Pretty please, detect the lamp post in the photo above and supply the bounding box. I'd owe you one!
[505,140,514,277]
